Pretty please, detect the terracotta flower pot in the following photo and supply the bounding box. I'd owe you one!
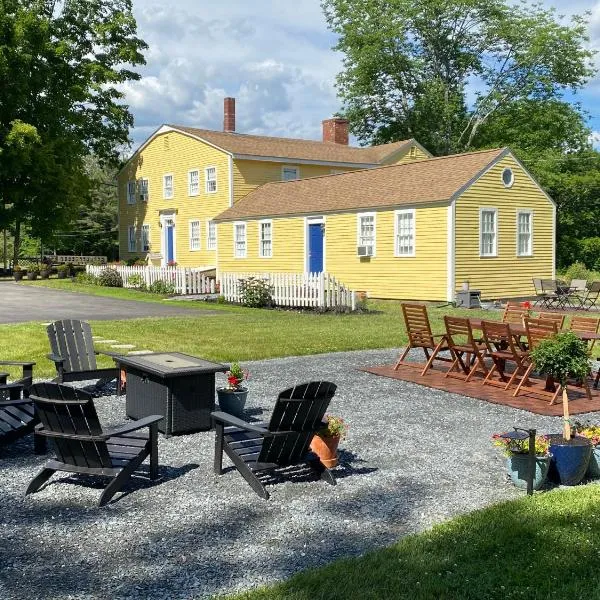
[310,434,340,468]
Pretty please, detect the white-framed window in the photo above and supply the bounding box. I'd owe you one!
[207,220,217,250]
[282,166,299,181]
[480,208,498,257]
[394,209,415,257]
[502,167,514,188]
[205,167,217,193]
[163,173,174,199]
[138,178,149,202]
[234,222,247,258]
[517,210,533,256]
[141,224,150,252]
[259,220,273,258]
[127,181,136,204]
[128,226,136,252]
[188,169,199,196]
[189,220,201,251]
[357,212,376,255]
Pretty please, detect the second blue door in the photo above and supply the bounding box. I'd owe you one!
[166,224,174,263]
[308,223,324,273]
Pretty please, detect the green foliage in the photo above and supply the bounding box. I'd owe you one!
[238,277,274,308]
[225,362,249,391]
[530,331,590,386]
[126,273,146,290]
[317,415,349,440]
[564,262,591,282]
[98,267,123,288]
[492,433,550,457]
[148,279,175,295]
[74,272,98,286]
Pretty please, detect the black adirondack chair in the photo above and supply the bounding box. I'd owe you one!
[27,382,161,506]
[0,361,45,453]
[46,320,119,389]
[213,381,338,499]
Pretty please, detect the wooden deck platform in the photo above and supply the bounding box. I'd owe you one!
[362,362,600,416]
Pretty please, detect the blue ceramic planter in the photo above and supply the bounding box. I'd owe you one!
[217,388,248,418]
[548,434,592,486]
[586,446,600,479]
[506,454,550,490]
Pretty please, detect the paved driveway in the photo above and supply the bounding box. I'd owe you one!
[0,282,214,323]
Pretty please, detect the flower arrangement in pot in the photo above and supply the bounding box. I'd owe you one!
[13,265,25,281]
[216,362,249,418]
[309,415,348,468]
[492,432,551,490]
[26,265,40,280]
[530,331,593,485]
[573,422,600,478]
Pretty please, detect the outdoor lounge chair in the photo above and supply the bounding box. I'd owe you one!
[212,381,337,500]
[46,320,119,390]
[394,303,451,375]
[26,382,161,506]
[443,316,488,382]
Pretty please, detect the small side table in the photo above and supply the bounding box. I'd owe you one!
[115,352,228,436]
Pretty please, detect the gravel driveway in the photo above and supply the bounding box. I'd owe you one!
[1,348,593,599]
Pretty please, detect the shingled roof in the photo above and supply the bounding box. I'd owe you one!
[214,148,509,222]
[168,125,418,165]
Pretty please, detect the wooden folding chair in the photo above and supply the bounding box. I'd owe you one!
[443,316,488,382]
[394,303,450,375]
[480,321,528,391]
[570,316,600,352]
[537,312,566,329]
[502,302,528,326]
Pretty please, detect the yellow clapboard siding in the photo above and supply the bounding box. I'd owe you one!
[117,130,230,266]
[454,155,554,299]
[381,145,430,165]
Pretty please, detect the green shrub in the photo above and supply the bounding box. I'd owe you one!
[238,277,274,308]
[126,257,141,266]
[75,272,98,285]
[126,273,146,290]
[148,279,175,294]
[98,267,123,288]
[564,262,590,282]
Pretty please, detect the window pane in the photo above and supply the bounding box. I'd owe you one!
[396,211,414,255]
[190,221,200,250]
[164,175,173,198]
[283,167,298,181]
[127,181,136,204]
[207,221,217,250]
[235,223,246,257]
[189,170,199,195]
[206,168,217,193]
[481,210,496,256]
[359,215,374,247]
[128,227,136,252]
[260,222,272,257]
[142,225,150,251]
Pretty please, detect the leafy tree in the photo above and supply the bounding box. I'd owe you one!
[322,0,595,155]
[0,0,146,263]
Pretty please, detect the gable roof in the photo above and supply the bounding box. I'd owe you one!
[214,148,509,222]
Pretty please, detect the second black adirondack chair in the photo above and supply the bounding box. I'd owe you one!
[213,381,338,499]
[0,361,45,454]
[27,383,162,506]
[46,320,119,389]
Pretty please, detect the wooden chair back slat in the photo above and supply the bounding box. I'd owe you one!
[261,381,336,466]
[502,302,528,325]
[537,313,566,329]
[524,318,558,350]
[29,383,111,469]
[570,316,600,334]
[47,320,97,374]
[444,316,475,347]
[401,303,435,348]
[481,321,519,355]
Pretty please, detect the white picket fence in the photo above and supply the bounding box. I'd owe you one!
[86,265,216,295]
[221,272,356,310]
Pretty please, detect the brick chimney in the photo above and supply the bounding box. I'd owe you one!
[224,97,235,133]
[322,117,349,145]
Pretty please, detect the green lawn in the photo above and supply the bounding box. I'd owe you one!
[227,485,600,600]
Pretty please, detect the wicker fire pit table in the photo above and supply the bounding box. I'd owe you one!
[116,352,228,436]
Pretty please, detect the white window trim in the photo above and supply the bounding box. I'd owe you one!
[479,207,498,258]
[188,169,200,197]
[127,180,136,204]
[282,165,300,181]
[233,221,247,259]
[138,178,149,202]
[141,224,150,252]
[128,226,137,252]
[205,166,217,194]
[163,173,174,200]
[394,208,416,258]
[189,220,201,252]
[516,209,534,257]
[356,212,376,257]
[258,219,273,259]
[501,167,515,188]
[207,220,217,251]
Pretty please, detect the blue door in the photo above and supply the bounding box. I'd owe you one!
[308,223,324,273]
[166,224,174,263]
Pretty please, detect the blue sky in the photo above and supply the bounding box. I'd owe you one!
[122,0,600,148]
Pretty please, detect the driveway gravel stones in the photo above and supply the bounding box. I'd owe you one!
[1,348,595,599]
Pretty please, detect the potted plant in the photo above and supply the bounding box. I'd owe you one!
[492,432,551,490]
[309,415,348,468]
[530,331,593,485]
[26,266,39,280]
[13,266,25,281]
[216,362,249,418]
[57,264,69,279]
[573,422,600,478]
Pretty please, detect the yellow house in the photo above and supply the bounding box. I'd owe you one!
[213,148,555,301]
[117,98,430,267]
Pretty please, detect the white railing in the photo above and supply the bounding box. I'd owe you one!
[220,272,356,310]
[86,265,216,295]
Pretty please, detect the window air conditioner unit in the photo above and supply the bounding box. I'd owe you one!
[139,193,148,202]
[357,245,373,257]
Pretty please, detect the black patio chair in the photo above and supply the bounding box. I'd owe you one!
[46,320,120,390]
[578,281,600,312]
[27,382,161,506]
[213,381,337,499]
[532,278,549,307]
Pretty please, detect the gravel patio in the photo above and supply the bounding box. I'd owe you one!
[1,348,593,600]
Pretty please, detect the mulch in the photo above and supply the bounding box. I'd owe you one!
[362,361,600,416]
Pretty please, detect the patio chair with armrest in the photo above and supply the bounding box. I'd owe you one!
[394,303,451,375]
[443,316,488,382]
[578,281,600,312]
[532,279,549,307]
[540,280,563,309]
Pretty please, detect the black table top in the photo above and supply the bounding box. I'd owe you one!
[115,352,228,378]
